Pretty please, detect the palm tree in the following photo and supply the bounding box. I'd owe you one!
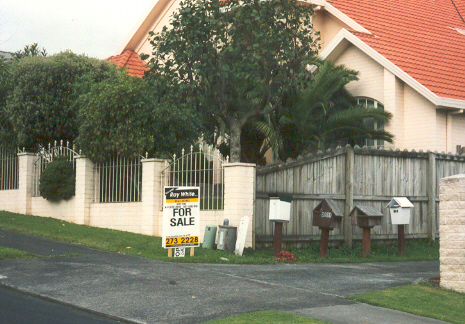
[243,60,393,162]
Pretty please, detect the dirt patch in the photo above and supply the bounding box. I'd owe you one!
[428,277,440,287]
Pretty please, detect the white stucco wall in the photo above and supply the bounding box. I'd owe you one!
[451,114,465,151]
[403,85,441,151]
[313,10,351,51]
[334,45,385,104]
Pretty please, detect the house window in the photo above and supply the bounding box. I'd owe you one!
[356,97,385,148]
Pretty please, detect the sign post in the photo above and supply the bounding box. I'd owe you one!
[163,186,200,257]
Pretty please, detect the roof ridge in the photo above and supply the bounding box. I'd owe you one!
[121,50,135,68]
[450,0,465,24]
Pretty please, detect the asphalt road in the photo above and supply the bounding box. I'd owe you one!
[0,286,121,324]
[0,230,445,324]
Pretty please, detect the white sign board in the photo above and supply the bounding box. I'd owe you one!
[174,247,185,258]
[235,216,249,256]
[163,186,200,249]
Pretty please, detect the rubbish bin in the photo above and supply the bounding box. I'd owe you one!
[202,225,217,249]
[217,225,237,253]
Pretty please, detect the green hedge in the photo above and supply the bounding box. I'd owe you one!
[39,156,75,201]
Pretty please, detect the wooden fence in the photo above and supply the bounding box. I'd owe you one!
[255,146,465,246]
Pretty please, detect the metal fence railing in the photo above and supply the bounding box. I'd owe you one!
[32,141,78,197]
[0,146,19,191]
[93,155,143,203]
[161,145,226,210]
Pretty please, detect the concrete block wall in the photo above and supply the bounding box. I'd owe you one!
[1,154,256,249]
[0,190,20,213]
[30,197,75,223]
[224,163,256,248]
[439,174,465,293]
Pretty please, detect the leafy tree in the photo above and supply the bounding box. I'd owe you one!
[1,51,116,151]
[0,58,14,150]
[76,72,202,162]
[13,43,47,59]
[144,0,319,162]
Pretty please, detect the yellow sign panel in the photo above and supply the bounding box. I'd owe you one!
[165,198,199,203]
[165,236,199,247]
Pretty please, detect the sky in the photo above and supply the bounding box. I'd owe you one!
[0,0,154,59]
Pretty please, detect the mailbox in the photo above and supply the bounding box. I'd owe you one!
[386,197,413,225]
[350,205,383,228]
[269,195,292,222]
[312,199,343,229]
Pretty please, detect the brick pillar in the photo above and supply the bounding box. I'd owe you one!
[141,159,168,236]
[17,153,36,215]
[439,174,465,293]
[75,156,94,225]
[224,163,256,248]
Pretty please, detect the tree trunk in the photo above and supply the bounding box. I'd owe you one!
[229,119,242,163]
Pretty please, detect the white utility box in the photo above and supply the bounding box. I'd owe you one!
[386,197,414,225]
[269,195,292,222]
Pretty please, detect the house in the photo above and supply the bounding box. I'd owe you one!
[0,51,13,63]
[107,49,148,78]
[114,0,465,153]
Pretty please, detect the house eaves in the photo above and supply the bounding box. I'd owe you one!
[116,0,175,55]
[309,0,370,34]
[320,28,465,110]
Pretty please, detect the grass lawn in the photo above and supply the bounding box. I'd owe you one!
[347,282,465,324]
[0,211,439,264]
[0,246,41,259]
[205,310,330,323]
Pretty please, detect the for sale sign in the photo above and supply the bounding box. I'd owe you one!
[162,186,200,248]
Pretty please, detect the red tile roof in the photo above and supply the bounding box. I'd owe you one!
[107,50,149,78]
[329,0,465,101]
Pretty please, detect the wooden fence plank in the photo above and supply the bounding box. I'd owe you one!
[255,147,465,246]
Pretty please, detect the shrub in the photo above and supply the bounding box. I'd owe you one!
[39,156,75,201]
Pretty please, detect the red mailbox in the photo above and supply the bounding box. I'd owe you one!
[350,205,383,228]
[312,199,343,258]
[350,205,383,257]
[313,199,343,229]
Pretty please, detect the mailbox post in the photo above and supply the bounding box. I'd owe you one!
[386,197,414,256]
[269,195,292,257]
[312,199,343,258]
[350,205,383,257]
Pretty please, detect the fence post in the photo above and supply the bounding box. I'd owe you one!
[344,146,354,247]
[17,153,36,215]
[75,156,94,225]
[427,151,437,240]
[224,163,256,248]
[439,174,465,293]
[141,159,167,236]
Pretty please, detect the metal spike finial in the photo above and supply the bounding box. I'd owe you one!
[60,140,63,147]
[199,144,203,153]
[182,148,185,157]
[190,145,193,153]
